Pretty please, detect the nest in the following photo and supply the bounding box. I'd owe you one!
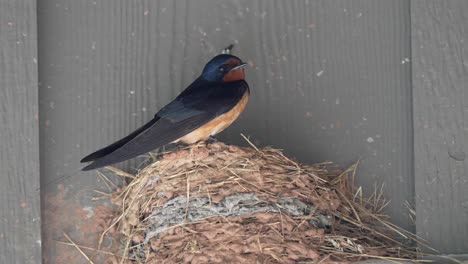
[106,139,420,263]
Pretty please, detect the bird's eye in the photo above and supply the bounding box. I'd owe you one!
[219,65,227,72]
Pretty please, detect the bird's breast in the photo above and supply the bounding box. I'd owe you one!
[175,91,249,144]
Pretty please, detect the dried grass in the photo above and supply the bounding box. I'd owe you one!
[104,139,426,264]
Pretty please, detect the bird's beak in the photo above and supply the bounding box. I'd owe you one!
[230,62,248,71]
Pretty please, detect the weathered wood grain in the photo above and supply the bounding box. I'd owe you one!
[38,1,413,260]
[412,0,468,254]
[0,0,41,263]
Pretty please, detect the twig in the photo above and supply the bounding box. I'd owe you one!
[185,173,190,221]
[105,166,136,179]
[62,232,95,264]
[96,170,115,191]
[241,133,260,152]
[120,237,132,264]
[56,240,119,257]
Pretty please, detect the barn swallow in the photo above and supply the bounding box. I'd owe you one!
[80,49,249,171]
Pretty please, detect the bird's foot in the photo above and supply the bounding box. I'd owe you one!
[189,141,207,156]
[206,136,219,144]
[221,44,234,54]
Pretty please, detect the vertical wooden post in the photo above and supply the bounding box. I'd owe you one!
[0,0,41,263]
[412,0,468,254]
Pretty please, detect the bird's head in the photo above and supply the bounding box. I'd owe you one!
[201,54,247,82]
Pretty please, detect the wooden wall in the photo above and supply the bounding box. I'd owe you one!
[0,0,41,263]
[37,0,414,233]
[412,0,468,254]
[0,0,466,262]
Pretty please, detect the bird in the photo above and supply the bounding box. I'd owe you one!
[80,48,249,171]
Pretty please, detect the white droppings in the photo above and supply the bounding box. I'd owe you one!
[215,28,221,32]
[7,22,13,26]
[366,137,375,143]
[362,116,367,121]
[426,178,437,185]
[316,70,324,77]
[91,41,96,50]
[129,90,135,95]
[142,107,147,112]
[36,240,42,246]
[76,144,80,148]
[357,12,362,18]
[144,10,149,16]
[49,101,55,109]
[197,27,207,36]
[83,206,94,219]
[401,58,410,64]
[32,57,37,64]
[335,98,340,105]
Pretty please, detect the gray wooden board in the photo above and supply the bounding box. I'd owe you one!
[411,0,468,254]
[38,0,413,260]
[0,0,41,263]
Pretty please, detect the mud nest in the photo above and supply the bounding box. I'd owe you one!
[106,139,419,263]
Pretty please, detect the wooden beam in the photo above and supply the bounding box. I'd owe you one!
[0,0,41,263]
[412,0,468,254]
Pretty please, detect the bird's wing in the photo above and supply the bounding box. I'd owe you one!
[80,117,159,163]
[81,79,249,170]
